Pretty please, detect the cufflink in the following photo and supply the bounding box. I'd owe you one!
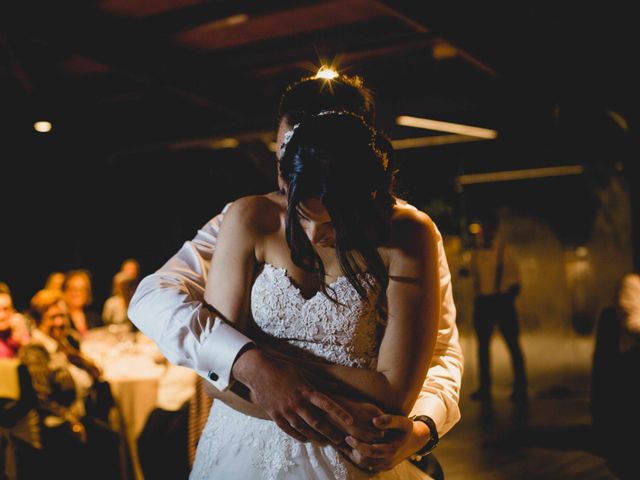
[208,371,219,381]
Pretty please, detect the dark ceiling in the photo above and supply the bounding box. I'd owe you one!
[2,1,637,155]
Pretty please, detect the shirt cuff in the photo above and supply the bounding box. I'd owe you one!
[409,395,448,438]
[196,320,253,391]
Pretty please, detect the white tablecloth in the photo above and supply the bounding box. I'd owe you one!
[82,327,197,480]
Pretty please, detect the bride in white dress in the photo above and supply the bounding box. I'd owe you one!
[191,112,440,479]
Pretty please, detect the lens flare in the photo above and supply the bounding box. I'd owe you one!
[314,66,339,80]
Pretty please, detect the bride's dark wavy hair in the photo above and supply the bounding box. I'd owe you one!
[278,112,395,311]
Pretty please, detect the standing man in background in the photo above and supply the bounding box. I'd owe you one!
[470,213,527,402]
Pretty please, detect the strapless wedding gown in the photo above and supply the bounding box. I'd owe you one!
[190,263,432,480]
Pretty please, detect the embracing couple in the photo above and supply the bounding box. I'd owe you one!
[129,74,463,479]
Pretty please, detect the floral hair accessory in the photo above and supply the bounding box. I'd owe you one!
[277,110,388,171]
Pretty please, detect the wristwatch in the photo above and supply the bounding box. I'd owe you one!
[410,415,439,461]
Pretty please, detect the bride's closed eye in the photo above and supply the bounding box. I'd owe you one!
[297,212,332,226]
[299,217,332,227]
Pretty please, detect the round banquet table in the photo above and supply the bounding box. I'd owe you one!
[82,326,197,480]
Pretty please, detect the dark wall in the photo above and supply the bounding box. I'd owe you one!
[2,121,275,310]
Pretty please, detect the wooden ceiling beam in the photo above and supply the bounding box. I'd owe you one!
[173,0,389,51]
[375,1,499,77]
[0,32,35,95]
[132,0,318,35]
[6,0,250,120]
[248,34,435,77]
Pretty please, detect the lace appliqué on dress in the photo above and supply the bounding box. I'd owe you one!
[251,264,380,369]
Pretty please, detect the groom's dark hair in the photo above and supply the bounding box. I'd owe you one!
[278,74,375,126]
[278,74,396,172]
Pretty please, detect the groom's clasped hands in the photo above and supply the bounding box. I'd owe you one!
[231,345,418,472]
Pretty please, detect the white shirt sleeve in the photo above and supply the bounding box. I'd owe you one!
[409,223,464,438]
[128,203,253,391]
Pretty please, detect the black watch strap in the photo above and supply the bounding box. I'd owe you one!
[411,415,439,460]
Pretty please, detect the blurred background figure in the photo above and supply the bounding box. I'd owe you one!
[592,271,640,479]
[21,288,120,479]
[62,270,103,337]
[44,272,66,292]
[0,282,30,358]
[119,258,141,282]
[469,213,528,402]
[24,289,95,412]
[617,272,640,351]
[102,271,139,327]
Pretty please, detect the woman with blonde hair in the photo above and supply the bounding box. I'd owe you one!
[62,270,103,336]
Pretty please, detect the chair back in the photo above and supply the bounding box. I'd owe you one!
[1,361,42,479]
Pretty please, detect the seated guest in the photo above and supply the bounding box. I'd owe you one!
[22,289,97,421]
[102,272,138,327]
[62,270,103,337]
[20,289,120,480]
[44,271,65,291]
[120,258,141,282]
[0,282,30,358]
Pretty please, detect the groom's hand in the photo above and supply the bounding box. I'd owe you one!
[338,415,430,472]
[232,347,353,444]
[340,415,430,472]
[332,396,385,444]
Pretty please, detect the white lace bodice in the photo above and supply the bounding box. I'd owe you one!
[191,263,428,480]
[250,263,381,369]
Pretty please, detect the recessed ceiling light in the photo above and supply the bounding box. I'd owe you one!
[34,121,52,133]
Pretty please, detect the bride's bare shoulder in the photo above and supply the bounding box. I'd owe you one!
[388,200,437,253]
[223,193,284,236]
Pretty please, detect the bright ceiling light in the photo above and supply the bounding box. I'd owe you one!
[223,14,249,27]
[456,165,584,185]
[468,223,482,234]
[391,134,485,149]
[210,138,239,149]
[576,246,589,258]
[314,66,339,80]
[397,115,497,139]
[34,121,52,133]
[170,137,239,150]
